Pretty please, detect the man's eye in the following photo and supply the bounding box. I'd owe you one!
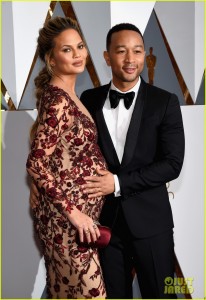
[135,49,144,54]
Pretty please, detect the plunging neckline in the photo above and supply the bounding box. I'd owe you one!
[47,84,95,126]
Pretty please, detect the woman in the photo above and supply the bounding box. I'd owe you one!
[26,17,107,298]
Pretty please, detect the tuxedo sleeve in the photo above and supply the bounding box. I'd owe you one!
[80,90,90,108]
[118,94,185,197]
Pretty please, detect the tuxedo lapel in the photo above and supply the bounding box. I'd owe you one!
[94,84,120,169]
[121,81,146,168]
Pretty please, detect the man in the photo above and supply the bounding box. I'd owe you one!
[80,23,185,299]
[30,23,184,299]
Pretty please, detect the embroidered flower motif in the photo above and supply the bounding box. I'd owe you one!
[62,276,69,284]
[74,138,84,146]
[49,134,57,143]
[46,187,57,198]
[75,177,85,185]
[55,148,62,157]
[33,149,45,158]
[82,156,93,167]
[46,116,58,128]
[88,133,94,141]
[77,245,88,253]
[89,288,100,297]
[26,85,107,297]
[61,123,69,130]
[54,284,60,292]
[60,170,67,180]
[83,170,90,176]
[40,215,49,225]
[54,234,63,244]
[48,107,56,116]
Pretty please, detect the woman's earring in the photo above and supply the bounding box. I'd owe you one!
[46,63,54,76]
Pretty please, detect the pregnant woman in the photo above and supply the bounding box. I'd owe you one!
[26,16,107,298]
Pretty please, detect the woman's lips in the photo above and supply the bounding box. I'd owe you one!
[73,61,83,67]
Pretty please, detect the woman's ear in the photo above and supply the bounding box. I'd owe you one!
[49,58,55,67]
[103,51,111,66]
[45,54,55,76]
[45,54,55,67]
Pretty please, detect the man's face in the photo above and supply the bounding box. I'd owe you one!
[104,30,145,90]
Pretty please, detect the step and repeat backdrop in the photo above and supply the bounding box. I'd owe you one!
[2,1,204,298]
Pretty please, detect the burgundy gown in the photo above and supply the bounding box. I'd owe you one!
[26,85,107,298]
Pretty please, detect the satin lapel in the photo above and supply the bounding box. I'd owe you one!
[121,81,147,168]
[94,84,120,168]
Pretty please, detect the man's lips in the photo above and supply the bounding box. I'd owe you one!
[123,66,136,74]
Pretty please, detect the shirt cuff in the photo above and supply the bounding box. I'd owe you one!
[114,174,121,197]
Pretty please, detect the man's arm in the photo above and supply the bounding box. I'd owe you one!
[83,94,185,198]
[118,94,185,196]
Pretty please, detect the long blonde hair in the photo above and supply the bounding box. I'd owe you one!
[30,17,83,141]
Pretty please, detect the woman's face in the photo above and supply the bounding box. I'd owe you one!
[50,28,87,76]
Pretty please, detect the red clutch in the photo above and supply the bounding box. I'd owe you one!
[76,225,111,249]
[95,225,111,248]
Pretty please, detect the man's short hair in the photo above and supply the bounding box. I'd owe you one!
[106,23,144,51]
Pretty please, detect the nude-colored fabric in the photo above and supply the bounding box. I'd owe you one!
[27,85,107,298]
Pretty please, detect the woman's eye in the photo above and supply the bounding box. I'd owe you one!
[79,44,85,49]
[63,48,71,52]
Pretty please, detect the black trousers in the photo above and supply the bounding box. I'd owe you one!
[100,207,176,299]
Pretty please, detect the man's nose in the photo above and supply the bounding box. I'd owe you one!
[125,51,135,63]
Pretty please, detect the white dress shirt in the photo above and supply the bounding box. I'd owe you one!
[103,78,141,196]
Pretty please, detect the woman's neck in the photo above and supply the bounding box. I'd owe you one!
[50,75,77,94]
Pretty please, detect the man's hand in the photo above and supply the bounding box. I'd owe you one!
[30,181,40,209]
[83,168,115,198]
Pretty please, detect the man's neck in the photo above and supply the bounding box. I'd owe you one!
[112,77,141,93]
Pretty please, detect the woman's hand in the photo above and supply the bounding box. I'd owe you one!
[67,206,100,244]
[29,181,100,243]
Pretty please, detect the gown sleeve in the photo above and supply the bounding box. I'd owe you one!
[26,92,75,215]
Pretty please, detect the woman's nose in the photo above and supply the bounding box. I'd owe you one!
[73,49,80,58]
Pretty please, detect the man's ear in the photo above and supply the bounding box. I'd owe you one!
[103,51,111,66]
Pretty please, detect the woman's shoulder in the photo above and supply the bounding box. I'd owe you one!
[42,84,72,107]
[43,84,67,98]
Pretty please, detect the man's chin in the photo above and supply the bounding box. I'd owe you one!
[122,75,139,83]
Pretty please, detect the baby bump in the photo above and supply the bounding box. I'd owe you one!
[72,156,107,178]
[64,180,105,221]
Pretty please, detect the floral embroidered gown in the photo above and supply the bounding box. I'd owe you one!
[26,85,107,298]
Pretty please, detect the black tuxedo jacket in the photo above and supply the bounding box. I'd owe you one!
[81,79,185,238]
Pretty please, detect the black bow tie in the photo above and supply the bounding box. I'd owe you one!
[109,90,135,110]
